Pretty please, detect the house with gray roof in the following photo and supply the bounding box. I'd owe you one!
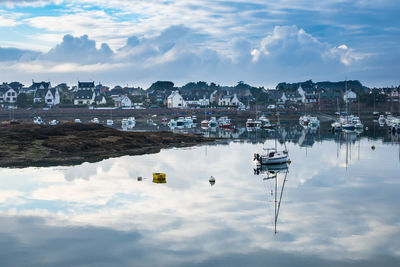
[34,87,60,106]
[0,83,19,104]
[74,90,95,105]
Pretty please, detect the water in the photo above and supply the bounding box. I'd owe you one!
[0,123,399,266]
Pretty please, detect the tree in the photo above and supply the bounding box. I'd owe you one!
[148,81,174,91]
[16,93,33,108]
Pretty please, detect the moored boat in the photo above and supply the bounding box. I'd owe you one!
[254,149,288,165]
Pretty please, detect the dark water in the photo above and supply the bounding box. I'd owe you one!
[0,122,399,266]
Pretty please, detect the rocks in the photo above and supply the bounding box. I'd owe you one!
[0,123,214,168]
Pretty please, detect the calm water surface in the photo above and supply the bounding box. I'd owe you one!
[0,123,399,266]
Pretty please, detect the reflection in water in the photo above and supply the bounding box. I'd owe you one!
[0,123,399,266]
[255,163,289,234]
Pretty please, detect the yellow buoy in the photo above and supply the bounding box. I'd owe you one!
[153,173,166,183]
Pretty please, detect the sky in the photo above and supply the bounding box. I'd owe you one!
[0,0,399,88]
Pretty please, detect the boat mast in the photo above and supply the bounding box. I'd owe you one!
[345,79,349,120]
[274,169,288,234]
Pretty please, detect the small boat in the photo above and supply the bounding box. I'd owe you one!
[254,149,288,165]
[341,120,355,131]
[218,116,234,128]
[378,115,386,124]
[176,117,185,127]
[331,120,341,131]
[259,115,273,129]
[201,120,209,127]
[169,119,177,127]
[184,117,193,124]
[246,118,261,128]
[91,118,100,123]
[208,117,218,127]
[74,118,82,123]
[153,173,166,184]
[33,116,45,125]
[121,118,129,125]
[161,117,168,124]
[49,119,59,125]
[299,115,319,128]
[106,119,114,126]
[209,176,215,186]
[128,117,136,126]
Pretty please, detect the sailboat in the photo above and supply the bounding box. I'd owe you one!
[331,97,342,131]
[342,80,355,131]
[201,106,209,127]
[254,113,289,165]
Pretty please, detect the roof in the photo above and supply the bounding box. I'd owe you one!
[78,81,95,89]
[94,95,105,102]
[75,90,94,99]
[110,88,125,96]
[0,83,13,93]
[34,89,47,98]
[31,81,50,90]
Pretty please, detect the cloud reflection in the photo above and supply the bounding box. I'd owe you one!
[0,137,399,266]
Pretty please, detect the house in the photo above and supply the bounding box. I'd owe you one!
[74,90,95,105]
[167,91,186,108]
[78,81,95,91]
[112,95,132,107]
[0,83,19,104]
[388,88,399,101]
[30,81,51,92]
[344,90,357,102]
[94,95,107,105]
[185,96,210,107]
[36,88,60,106]
[218,93,242,106]
[286,91,302,103]
[33,87,60,106]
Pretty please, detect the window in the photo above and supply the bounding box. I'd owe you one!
[12,92,15,96]
[47,99,52,103]
[6,97,10,101]
[7,92,11,96]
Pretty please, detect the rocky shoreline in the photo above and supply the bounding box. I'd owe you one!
[0,123,215,168]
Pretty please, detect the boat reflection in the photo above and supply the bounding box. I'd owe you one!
[254,163,289,234]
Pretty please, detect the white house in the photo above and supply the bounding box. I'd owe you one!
[78,81,95,91]
[0,84,19,104]
[344,90,357,102]
[218,93,242,106]
[94,95,107,105]
[113,95,132,107]
[167,91,186,108]
[297,85,306,103]
[44,88,60,106]
[185,97,210,107]
[280,92,288,104]
[74,90,95,105]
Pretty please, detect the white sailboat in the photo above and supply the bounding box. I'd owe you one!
[254,113,289,165]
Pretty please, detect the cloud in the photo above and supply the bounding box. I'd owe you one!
[252,25,365,66]
[0,46,40,61]
[43,34,113,64]
[0,24,391,88]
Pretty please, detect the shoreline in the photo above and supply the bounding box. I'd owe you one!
[0,123,215,168]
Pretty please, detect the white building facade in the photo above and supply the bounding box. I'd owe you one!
[167,91,186,108]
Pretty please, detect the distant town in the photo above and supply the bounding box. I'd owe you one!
[0,79,399,112]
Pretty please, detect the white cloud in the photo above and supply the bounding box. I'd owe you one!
[252,25,365,67]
